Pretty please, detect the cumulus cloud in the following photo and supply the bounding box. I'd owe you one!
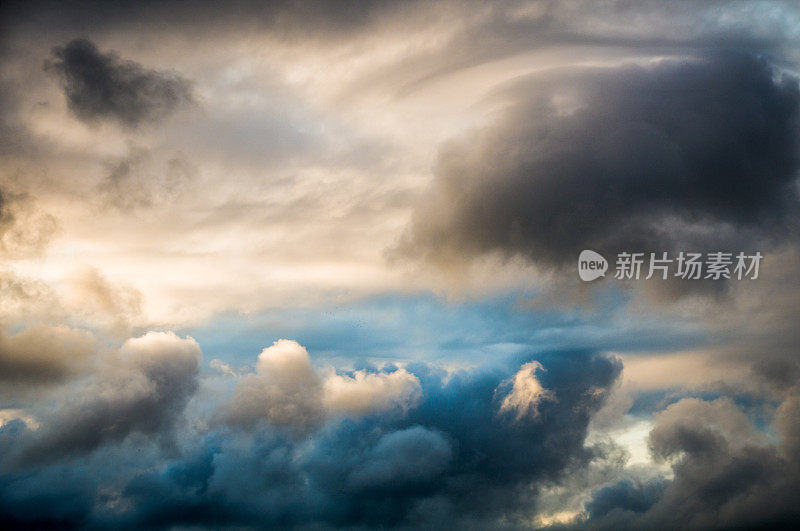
[219,340,424,431]
[579,394,800,530]
[44,38,194,128]
[346,426,452,488]
[0,348,620,528]
[7,331,201,467]
[584,477,667,523]
[647,397,765,460]
[323,367,421,416]
[201,350,618,528]
[399,53,800,271]
[218,339,324,431]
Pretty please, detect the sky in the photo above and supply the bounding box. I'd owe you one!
[1,0,800,529]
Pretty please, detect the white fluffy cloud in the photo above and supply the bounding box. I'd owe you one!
[323,367,421,416]
[220,339,324,430]
[219,339,423,431]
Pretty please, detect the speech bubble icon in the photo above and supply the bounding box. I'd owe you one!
[578,250,608,281]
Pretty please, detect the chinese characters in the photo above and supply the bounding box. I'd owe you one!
[612,251,762,280]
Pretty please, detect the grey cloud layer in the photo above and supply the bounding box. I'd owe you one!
[400,53,800,269]
[7,2,800,99]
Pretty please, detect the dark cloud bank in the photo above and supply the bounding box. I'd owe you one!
[0,348,620,529]
[400,53,800,270]
[2,339,799,530]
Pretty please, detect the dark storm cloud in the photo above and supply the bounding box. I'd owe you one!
[585,478,666,520]
[399,53,800,270]
[578,395,800,530]
[0,350,621,528]
[4,332,201,468]
[44,38,194,128]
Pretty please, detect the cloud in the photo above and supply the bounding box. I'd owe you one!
[580,394,800,530]
[0,347,621,528]
[9,2,800,106]
[0,188,57,258]
[44,38,194,128]
[219,340,423,431]
[497,360,555,421]
[7,331,201,467]
[399,53,800,272]
[218,339,324,431]
[584,478,666,521]
[63,266,142,332]
[0,190,11,234]
[346,425,452,488]
[0,410,39,430]
[4,1,423,46]
[0,460,96,530]
[99,147,197,210]
[2,2,800,529]
[647,397,764,460]
[0,324,95,386]
[323,367,421,416]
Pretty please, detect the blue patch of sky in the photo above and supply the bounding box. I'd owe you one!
[180,286,709,370]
